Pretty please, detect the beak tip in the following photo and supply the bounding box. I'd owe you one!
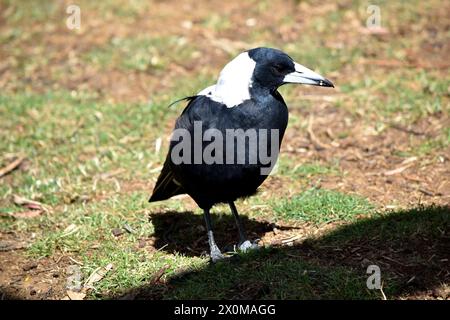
[322,78,334,88]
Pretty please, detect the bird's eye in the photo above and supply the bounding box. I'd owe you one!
[271,65,285,76]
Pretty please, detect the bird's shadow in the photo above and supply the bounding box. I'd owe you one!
[149,211,277,257]
[119,205,449,299]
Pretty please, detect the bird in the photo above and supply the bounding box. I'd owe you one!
[149,47,334,262]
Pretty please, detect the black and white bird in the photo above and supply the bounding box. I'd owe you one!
[149,47,333,262]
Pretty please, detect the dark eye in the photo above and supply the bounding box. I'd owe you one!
[271,64,285,76]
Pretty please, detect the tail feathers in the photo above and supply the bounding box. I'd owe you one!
[149,163,184,202]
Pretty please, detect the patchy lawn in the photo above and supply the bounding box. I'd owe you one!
[0,0,449,300]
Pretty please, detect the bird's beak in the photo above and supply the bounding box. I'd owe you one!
[283,62,334,87]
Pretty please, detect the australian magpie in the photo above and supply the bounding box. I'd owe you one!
[149,47,334,262]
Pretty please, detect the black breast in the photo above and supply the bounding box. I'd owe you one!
[168,94,288,208]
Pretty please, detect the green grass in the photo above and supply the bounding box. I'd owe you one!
[2,0,58,24]
[278,159,340,179]
[272,188,375,224]
[0,91,173,210]
[317,205,449,244]
[19,191,206,297]
[159,248,378,299]
[83,36,199,72]
[340,70,449,121]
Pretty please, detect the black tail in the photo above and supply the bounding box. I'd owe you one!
[149,160,184,202]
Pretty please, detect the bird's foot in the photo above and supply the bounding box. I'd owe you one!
[210,249,225,263]
[238,240,259,253]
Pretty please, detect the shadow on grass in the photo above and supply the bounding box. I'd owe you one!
[149,211,277,257]
[109,205,449,299]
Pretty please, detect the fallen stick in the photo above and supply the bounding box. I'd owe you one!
[0,156,25,178]
[149,264,170,284]
[281,235,303,244]
[12,195,48,212]
[383,162,415,176]
[307,115,331,150]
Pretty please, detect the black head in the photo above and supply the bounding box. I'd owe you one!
[248,47,334,91]
[196,47,334,108]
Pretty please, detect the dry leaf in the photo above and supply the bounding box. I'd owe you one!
[11,210,43,219]
[66,290,86,300]
[359,26,389,35]
[12,195,46,211]
[84,263,113,289]
[61,224,79,237]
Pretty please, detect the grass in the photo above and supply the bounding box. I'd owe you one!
[158,248,378,299]
[0,91,169,211]
[108,205,449,300]
[317,205,449,244]
[0,0,449,300]
[340,70,449,121]
[83,36,199,72]
[278,158,340,179]
[272,188,375,224]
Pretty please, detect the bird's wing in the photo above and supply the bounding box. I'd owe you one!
[149,95,225,203]
[148,96,202,203]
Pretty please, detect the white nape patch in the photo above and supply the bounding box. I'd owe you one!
[197,85,215,96]
[197,52,256,108]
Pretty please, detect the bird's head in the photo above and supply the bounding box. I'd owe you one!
[200,47,334,108]
[248,47,334,91]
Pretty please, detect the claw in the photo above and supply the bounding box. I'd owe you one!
[210,250,225,263]
[238,240,259,252]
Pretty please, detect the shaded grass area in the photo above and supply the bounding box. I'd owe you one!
[106,205,448,299]
[3,194,443,299]
[154,249,376,300]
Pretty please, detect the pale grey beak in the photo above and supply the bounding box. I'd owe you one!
[283,62,334,87]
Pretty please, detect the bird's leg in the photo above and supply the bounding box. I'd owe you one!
[229,201,258,252]
[203,208,224,262]
[229,201,247,244]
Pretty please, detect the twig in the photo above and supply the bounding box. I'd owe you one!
[68,257,84,266]
[389,123,428,137]
[383,163,415,176]
[149,264,170,284]
[307,115,331,150]
[281,235,303,244]
[380,282,387,300]
[157,243,168,252]
[406,276,416,285]
[0,156,25,178]
[418,188,435,197]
